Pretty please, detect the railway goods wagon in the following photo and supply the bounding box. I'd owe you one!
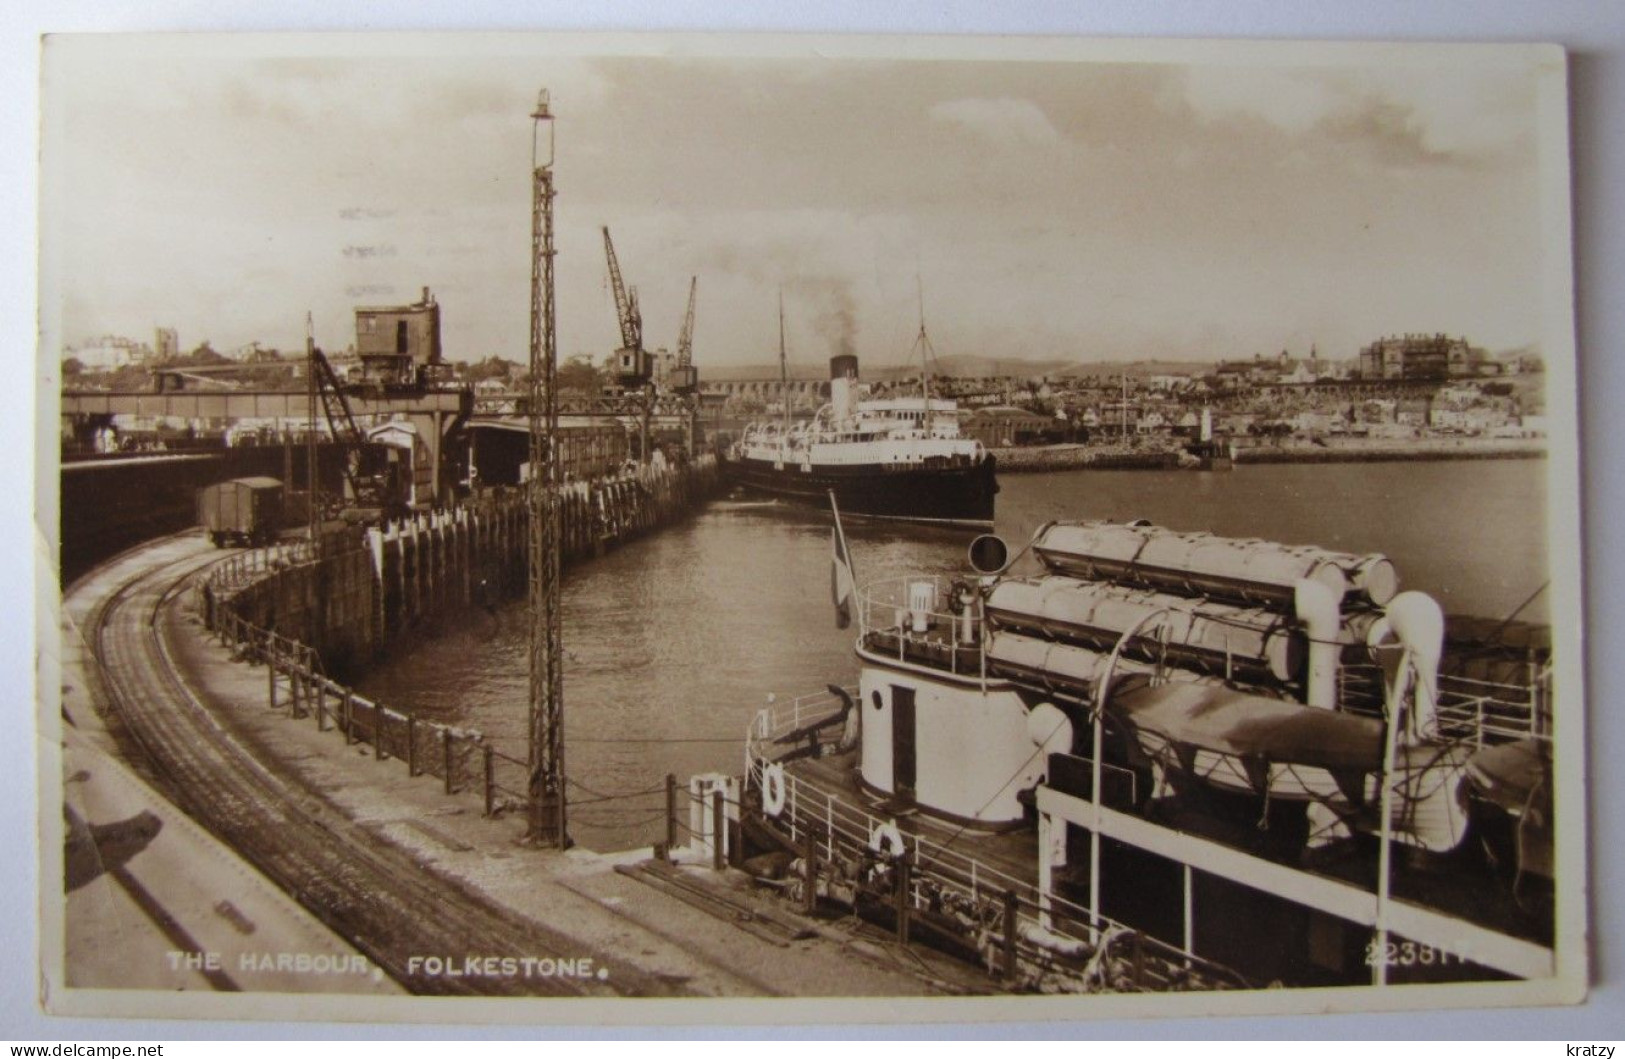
[197,476,284,548]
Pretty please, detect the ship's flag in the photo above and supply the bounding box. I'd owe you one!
[830,491,856,630]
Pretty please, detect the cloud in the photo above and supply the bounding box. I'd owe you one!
[1179,65,1533,166]
[1182,67,1344,135]
[928,97,1062,147]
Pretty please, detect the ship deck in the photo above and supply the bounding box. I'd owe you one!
[757,688,1554,988]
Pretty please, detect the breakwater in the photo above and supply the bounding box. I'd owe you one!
[200,456,720,673]
[1233,438,1546,464]
[992,445,1179,473]
[992,438,1546,474]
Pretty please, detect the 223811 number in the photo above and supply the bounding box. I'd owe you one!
[1364,940,1464,967]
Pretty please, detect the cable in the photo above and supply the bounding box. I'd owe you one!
[568,735,742,744]
[563,775,667,802]
[570,812,669,831]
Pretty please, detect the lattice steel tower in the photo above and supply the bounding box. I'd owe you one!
[527,90,566,847]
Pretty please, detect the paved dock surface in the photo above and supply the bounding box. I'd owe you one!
[55,536,399,996]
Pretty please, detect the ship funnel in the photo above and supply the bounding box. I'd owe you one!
[829,355,859,423]
[1385,591,1444,740]
[1294,577,1341,709]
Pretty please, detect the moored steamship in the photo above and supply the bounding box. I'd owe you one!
[724,354,998,526]
[722,299,998,527]
[724,519,1555,993]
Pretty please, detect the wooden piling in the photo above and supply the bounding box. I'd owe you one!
[803,826,819,915]
[266,634,277,709]
[665,773,677,855]
[1001,889,1020,980]
[896,855,912,946]
[711,788,725,871]
[483,745,495,817]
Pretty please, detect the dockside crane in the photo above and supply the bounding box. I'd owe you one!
[602,225,657,462]
[673,276,698,395]
[602,226,650,388]
[672,276,699,455]
[305,343,404,519]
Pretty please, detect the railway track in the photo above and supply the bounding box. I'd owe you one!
[82,536,678,997]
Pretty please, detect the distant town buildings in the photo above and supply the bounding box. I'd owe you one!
[61,313,1544,453]
[154,327,179,361]
[64,335,153,371]
[1355,333,1495,381]
[962,406,1056,447]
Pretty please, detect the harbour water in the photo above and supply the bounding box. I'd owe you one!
[354,459,1548,849]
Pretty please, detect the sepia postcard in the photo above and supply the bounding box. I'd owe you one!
[35,32,1585,1026]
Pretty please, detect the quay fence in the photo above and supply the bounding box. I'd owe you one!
[199,549,512,819]
[200,538,322,594]
[734,689,1249,994]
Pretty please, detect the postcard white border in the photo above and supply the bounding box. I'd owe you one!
[17,16,1613,1039]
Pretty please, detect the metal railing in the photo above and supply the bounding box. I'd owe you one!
[204,579,506,814]
[1336,662,1553,747]
[201,537,323,593]
[741,690,1249,992]
[856,577,987,679]
[852,578,1552,753]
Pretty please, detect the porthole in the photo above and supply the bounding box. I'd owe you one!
[871,690,884,711]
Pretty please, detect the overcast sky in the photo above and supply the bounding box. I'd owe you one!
[40,37,1564,371]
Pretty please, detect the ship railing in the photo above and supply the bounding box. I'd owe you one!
[742,692,1249,992]
[1336,662,1552,747]
[857,576,987,679]
[742,687,853,775]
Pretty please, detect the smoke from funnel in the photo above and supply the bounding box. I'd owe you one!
[787,276,858,359]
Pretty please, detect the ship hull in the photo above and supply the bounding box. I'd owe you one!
[721,453,998,526]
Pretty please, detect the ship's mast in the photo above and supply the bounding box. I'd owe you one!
[914,275,933,435]
[919,276,931,434]
[1121,373,1129,442]
[779,289,790,442]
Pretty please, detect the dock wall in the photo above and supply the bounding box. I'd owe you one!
[59,443,352,583]
[202,456,719,673]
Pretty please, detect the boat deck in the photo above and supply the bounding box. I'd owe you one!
[761,698,1552,987]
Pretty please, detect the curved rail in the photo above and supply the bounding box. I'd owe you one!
[83,537,671,997]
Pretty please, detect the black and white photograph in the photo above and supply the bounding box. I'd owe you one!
[33,31,1588,1026]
